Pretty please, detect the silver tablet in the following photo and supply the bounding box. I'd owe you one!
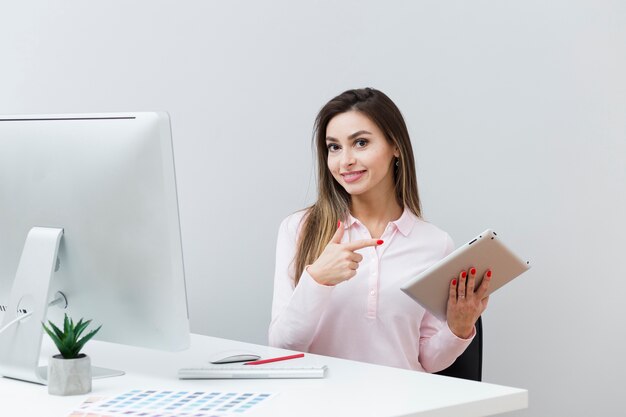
[400,229,531,321]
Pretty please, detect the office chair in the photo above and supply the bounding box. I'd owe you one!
[435,316,482,381]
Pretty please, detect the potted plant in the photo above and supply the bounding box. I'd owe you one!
[42,313,102,396]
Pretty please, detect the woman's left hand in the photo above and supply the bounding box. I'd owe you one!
[446,267,491,339]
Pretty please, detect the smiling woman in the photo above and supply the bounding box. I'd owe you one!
[268,88,491,372]
[326,112,399,199]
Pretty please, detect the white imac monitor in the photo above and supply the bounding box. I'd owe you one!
[0,112,190,384]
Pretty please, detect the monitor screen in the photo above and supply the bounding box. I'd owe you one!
[0,112,190,383]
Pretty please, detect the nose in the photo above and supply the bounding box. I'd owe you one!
[341,149,356,168]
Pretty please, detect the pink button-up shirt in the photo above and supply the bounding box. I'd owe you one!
[268,207,474,372]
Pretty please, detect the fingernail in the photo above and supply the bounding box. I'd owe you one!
[470,268,476,275]
[452,279,457,286]
[461,271,467,279]
[486,270,492,278]
[337,220,341,229]
[377,239,384,245]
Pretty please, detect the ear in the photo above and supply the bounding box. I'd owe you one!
[393,146,400,158]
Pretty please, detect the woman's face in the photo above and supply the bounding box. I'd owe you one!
[325,110,399,198]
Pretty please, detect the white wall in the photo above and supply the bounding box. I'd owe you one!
[1,1,624,415]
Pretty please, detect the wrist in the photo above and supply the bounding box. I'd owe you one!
[306,265,332,286]
[448,323,473,340]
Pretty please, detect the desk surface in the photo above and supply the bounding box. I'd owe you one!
[1,334,527,417]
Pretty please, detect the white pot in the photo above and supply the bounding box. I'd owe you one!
[47,354,92,396]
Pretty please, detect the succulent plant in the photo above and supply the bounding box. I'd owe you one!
[42,313,102,359]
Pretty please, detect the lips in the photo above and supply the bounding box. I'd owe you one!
[340,170,366,183]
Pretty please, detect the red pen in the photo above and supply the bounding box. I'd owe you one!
[244,353,304,365]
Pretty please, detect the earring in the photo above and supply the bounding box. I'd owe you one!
[395,158,400,167]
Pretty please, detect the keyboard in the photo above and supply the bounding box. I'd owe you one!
[178,364,327,379]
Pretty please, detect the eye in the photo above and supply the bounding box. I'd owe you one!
[355,139,368,148]
[327,143,341,152]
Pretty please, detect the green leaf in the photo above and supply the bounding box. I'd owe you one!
[42,323,63,353]
[72,318,78,342]
[47,320,64,340]
[73,325,102,356]
[42,314,102,359]
[63,314,71,336]
[74,319,91,339]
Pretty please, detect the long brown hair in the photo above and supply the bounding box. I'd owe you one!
[293,88,422,285]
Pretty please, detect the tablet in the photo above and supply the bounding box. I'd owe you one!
[400,229,531,321]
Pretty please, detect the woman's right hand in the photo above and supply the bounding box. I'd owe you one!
[307,221,382,286]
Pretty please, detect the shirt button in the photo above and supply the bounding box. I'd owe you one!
[370,290,375,296]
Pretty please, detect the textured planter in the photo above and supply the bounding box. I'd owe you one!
[47,354,92,396]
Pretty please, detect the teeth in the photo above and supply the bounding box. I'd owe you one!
[342,171,364,182]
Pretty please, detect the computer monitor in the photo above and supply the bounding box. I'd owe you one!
[0,112,190,384]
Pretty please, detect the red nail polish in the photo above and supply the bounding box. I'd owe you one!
[470,268,476,275]
[377,239,384,245]
[461,271,467,279]
[452,279,457,286]
[486,270,492,278]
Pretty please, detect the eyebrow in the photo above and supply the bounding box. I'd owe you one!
[325,130,373,142]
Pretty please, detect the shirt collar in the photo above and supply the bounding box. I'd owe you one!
[392,207,417,237]
[345,206,417,237]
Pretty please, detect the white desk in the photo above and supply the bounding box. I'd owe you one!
[0,334,527,416]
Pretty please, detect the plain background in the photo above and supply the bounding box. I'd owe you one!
[1,1,624,415]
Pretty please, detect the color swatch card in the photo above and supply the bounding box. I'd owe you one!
[68,389,277,417]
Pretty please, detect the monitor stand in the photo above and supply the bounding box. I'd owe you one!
[0,227,124,385]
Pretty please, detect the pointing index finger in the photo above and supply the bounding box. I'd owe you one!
[344,239,383,251]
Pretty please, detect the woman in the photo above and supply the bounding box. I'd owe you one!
[269,88,490,372]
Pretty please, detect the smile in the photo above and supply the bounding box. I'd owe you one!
[340,170,366,183]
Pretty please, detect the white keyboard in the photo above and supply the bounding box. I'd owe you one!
[178,364,327,379]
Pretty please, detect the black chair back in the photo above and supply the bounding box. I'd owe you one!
[434,316,482,381]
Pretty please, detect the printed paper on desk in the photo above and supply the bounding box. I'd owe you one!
[67,389,277,416]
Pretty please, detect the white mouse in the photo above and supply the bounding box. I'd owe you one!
[208,350,261,364]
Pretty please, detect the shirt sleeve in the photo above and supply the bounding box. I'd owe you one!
[417,232,476,373]
[268,214,334,351]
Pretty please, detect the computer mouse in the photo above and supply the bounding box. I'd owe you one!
[208,350,261,364]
